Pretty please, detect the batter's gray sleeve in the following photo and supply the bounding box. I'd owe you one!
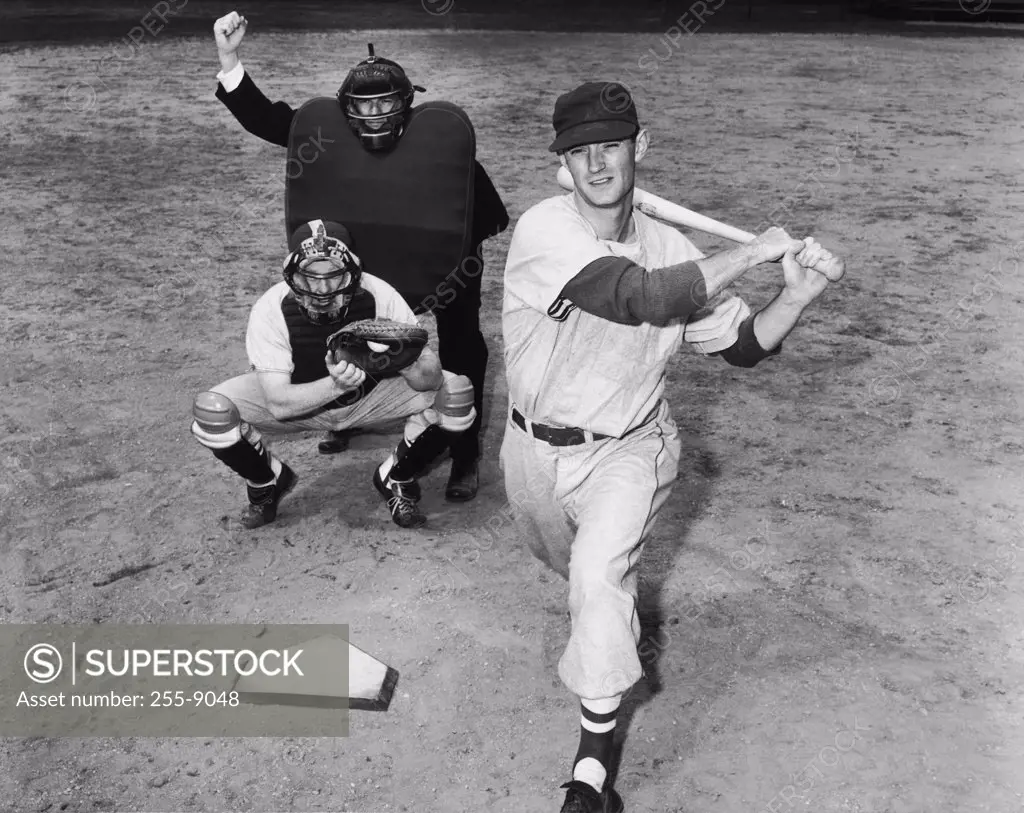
[559,257,709,326]
[560,258,781,367]
[715,314,782,368]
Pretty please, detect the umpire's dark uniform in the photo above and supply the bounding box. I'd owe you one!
[215,70,509,500]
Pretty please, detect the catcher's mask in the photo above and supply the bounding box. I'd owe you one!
[283,219,363,325]
[336,44,425,152]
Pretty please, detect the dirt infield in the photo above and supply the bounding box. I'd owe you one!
[2,15,1023,813]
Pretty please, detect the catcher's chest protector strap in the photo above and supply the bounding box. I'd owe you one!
[285,98,476,312]
[281,291,379,407]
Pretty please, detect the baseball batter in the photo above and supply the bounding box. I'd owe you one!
[191,219,475,530]
[500,82,845,813]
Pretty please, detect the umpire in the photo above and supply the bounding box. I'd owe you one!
[211,11,509,501]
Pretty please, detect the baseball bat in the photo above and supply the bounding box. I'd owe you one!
[555,166,845,282]
[556,165,755,243]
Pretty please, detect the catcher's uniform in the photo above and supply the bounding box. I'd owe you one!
[214,274,435,434]
[501,193,746,700]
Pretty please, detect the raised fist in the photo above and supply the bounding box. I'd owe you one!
[213,11,247,56]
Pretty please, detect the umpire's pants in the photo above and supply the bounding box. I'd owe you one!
[431,247,488,464]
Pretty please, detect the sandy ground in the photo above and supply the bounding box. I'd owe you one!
[1,18,1024,813]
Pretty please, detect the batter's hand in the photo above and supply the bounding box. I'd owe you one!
[781,237,837,303]
[751,226,807,265]
[325,355,367,393]
[800,237,846,283]
[214,11,247,57]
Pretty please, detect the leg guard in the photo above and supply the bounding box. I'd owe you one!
[387,424,451,482]
[191,391,275,484]
[430,372,476,433]
[191,391,243,449]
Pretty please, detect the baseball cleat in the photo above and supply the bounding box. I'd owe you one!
[373,468,426,529]
[558,780,624,813]
[318,429,351,455]
[445,457,479,502]
[241,464,298,529]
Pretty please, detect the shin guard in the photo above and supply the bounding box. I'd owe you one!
[387,424,450,482]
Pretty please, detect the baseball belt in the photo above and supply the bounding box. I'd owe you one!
[510,402,663,447]
[510,406,610,446]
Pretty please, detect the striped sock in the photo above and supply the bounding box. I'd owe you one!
[572,697,620,792]
[211,436,280,487]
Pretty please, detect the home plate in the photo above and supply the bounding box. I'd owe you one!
[232,635,399,711]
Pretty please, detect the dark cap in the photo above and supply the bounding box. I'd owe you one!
[548,81,639,153]
[288,219,355,254]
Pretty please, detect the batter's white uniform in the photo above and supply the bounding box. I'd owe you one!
[500,193,707,701]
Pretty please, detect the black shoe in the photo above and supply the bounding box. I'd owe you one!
[372,467,426,529]
[445,458,479,502]
[318,430,350,455]
[241,464,298,529]
[559,780,624,813]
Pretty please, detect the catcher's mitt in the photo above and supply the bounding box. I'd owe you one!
[326,318,428,377]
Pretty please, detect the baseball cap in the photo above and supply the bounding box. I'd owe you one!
[548,81,640,153]
[288,219,357,258]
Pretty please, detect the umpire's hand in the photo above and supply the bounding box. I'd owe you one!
[214,11,247,73]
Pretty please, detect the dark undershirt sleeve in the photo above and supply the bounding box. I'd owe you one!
[558,257,781,368]
[558,257,709,326]
[714,312,782,368]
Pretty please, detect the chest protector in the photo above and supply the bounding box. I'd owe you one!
[281,289,380,408]
[285,98,476,314]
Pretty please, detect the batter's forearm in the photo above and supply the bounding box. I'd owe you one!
[265,377,354,420]
[750,289,810,351]
[694,242,772,301]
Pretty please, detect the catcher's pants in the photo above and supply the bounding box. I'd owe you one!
[212,371,435,437]
[498,399,680,700]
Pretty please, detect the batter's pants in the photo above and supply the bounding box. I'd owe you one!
[498,400,681,700]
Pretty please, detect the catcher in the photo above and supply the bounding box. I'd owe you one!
[190,219,475,530]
